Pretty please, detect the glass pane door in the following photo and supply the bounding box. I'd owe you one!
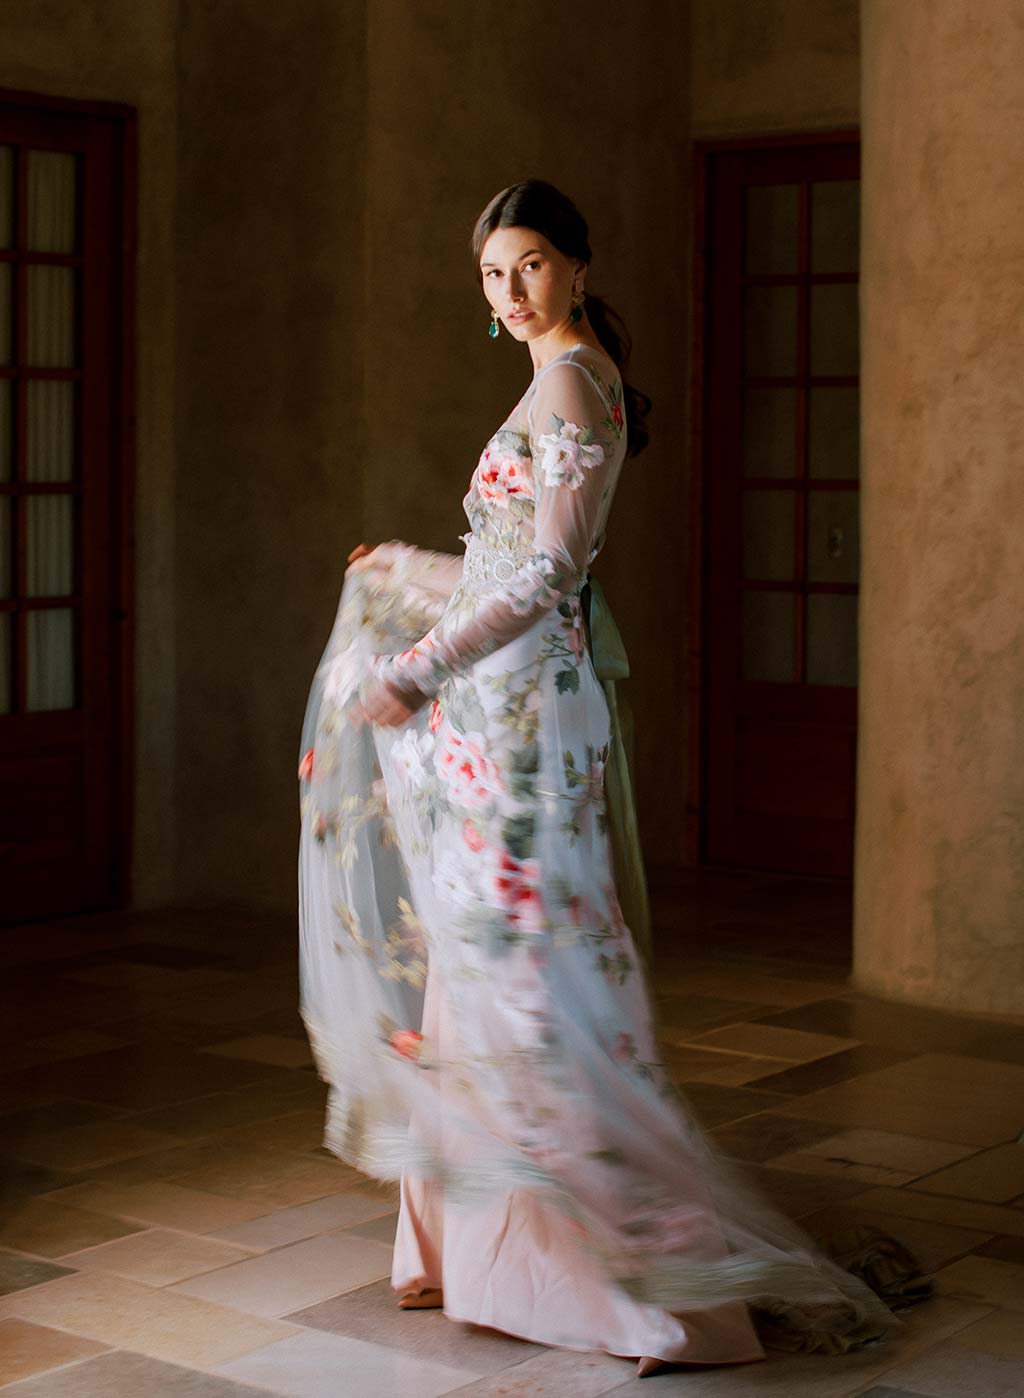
[0,141,81,713]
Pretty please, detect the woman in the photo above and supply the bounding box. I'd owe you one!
[298,180,904,1378]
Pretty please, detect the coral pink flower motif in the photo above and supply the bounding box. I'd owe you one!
[612,1031,635,1061]
[611,402,624,432]
[492,851,545,930]
[390,1029,424,1060]
[463,819,486,852]
[437,729,503,809]
[428,701,443,734]
[476,448,534,506]
[298,749,315,782]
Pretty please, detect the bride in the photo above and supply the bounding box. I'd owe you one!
[297,179,907,1379]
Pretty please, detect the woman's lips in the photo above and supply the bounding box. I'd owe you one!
[508,311,534,323]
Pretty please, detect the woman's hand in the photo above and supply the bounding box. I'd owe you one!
[346,542,379,574]
[346,540,412,576]
[350,675,418,729]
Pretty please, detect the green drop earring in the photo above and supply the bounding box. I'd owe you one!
[570,284,585,324]
[489,308,500,339]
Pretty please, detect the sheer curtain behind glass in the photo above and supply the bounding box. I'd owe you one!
[26,150,77,711]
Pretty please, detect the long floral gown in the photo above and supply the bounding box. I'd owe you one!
[297,343,901,1365]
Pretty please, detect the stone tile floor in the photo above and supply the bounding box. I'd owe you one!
[1,870,1023,1395]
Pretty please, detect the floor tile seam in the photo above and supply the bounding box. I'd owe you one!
[658,1037,794,1064]
[56,1225,268,1269]
[6,1134,189,1173]
[145,1221,394,1277]
[0,1097,133,1126]
[765,1144,1001,1188]
[52,1206,280,1248]
[3,1270,316,1337]
[208,1333,485,1396]
[0,1243,82,1274]
[0,1342,117,1394]
[881,1173,1024,1205]
[167,1239,395,1302]
[681,1036,865,1063]
[205,1211,398,1252]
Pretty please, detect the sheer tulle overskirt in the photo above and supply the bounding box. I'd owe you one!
[298,553,903,1356]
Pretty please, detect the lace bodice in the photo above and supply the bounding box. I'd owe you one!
[375,344,628,703]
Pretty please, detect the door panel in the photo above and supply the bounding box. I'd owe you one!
[701,140,860,877]
[0,99,132,923]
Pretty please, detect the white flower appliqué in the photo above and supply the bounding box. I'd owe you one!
[536,420,605,490]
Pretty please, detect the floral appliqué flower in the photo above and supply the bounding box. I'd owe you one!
[437,728,504,810]
[476,444,535,506]
[389,1029,424,1060]
[298,749,315,782]
[536,419,605,490]
[493,850,546,931]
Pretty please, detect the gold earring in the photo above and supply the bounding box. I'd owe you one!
[489,307,500,339]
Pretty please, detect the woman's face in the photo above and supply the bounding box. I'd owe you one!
[479,227,585,344]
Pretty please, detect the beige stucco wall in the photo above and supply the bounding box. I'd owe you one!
[0,2,179,905]
[691,0,860,136]
[169,0,692,909]
[855,0,1024,1014]
[173,0,367,908]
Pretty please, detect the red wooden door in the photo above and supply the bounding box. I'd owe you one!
[699,139,860,877]
[0,97,134,923]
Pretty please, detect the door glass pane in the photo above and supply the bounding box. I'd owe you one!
[27,607,75,710]
[27,266,76,367]
[28,151,78,254]
[746,184,799,274]
[811,283,859,377]
[743,388,795,478]
[807,593,858,686]
[27,381,74,481]
[0,263,12,365]
[0,613,10,713]
[809,386,859,479]
[812,180,859,274]
[27,495,73,596]
[0,380,11,481]
[745,286,797,377]
[0,496,11,596]
[808,490,860,585]
[0,145,13,248]
[742,590,794,683]
[743,490,794,581]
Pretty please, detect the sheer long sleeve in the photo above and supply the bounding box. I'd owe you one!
[374,360,621,707]
[353,539,464,601]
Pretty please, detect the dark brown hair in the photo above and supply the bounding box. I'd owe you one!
[471,179,652,456]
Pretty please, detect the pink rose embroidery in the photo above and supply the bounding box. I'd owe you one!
[298,749,315,782]
[390,1029,424,1060]
[493,851,545,931]
[476,446,535,506]
[428,701,444,734]
[612,1031,635,1061]
[463,819,486,852]
[437,729,504,809]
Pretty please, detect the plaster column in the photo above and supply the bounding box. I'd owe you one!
[854,1,1024,1013]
